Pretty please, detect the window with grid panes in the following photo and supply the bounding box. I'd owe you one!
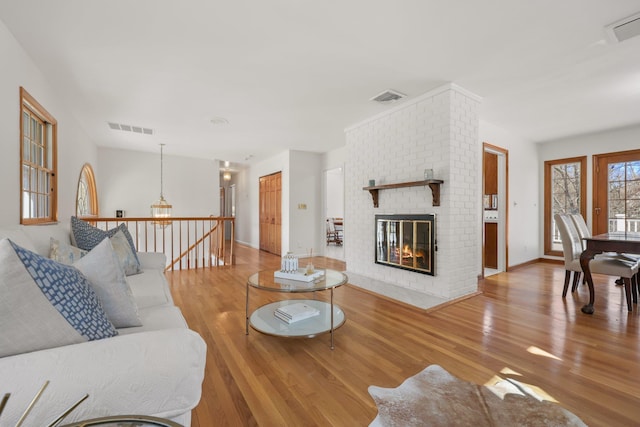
[20,87,57,224]
[544,156,587,256]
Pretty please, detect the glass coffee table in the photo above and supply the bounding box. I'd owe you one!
[61,415,182,426]
[246,269,348,350]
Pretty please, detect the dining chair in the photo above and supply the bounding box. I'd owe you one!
[555,213,639,311]
[569,214,590,251]
[570,213,640,300]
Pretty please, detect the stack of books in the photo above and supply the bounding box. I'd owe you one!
[274,302,320,324]
[274,269,324,282]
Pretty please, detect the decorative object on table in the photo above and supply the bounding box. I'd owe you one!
[275,251,324,282]
[2,380,90,427]
[305,248,314,274]
[0,392,10,420]
[368,365,586,427]
[424,168,433,180]
[280,251,298,273]
[368,179,376,186]
[150,143,172,226]
[274,302,320,324]
[274,269,324,282]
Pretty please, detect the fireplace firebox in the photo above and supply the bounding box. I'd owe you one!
[375,214,436,275]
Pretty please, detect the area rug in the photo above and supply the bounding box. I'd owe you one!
[368,365,587,426]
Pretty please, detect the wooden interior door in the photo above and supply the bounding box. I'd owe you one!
[593,149,640,235]
[483,151,498,269]
[259,172,282,255]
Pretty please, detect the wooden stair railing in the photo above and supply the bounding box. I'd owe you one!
[87,216,235,271]
[166,220,224,272]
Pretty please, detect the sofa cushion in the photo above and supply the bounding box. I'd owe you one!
[22,223,72,258]
[0,239,117,358]
[0,227,37,253]
[117,305,188,335]
[0,329,207,426]
[127,268,175,308]
[74,238,142,328]
[70,217,141,275]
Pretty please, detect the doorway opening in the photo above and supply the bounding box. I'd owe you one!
[323,166,344,261]
[483,143,508,277]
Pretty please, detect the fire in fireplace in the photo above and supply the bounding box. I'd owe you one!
[375,214,436,275]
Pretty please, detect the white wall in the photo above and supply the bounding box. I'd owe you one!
[344,84,481,306]
[234,149,327,257]
[479,120,539,266]
[0,20,97,226]
[97,147,219,218]
[235,151,289,250]
[537,123,640,256]
[289,151,323,256]
[325,168,344,219]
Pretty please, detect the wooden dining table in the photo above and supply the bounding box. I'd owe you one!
[579,232,640,314]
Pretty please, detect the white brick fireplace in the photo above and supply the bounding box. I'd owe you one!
[344,83,481,309]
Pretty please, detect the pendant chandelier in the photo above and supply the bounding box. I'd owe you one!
[151,143,172,225]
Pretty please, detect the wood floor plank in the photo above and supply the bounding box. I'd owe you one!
[168,244,640,426]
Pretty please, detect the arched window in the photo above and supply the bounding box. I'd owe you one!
[76,163,99,217]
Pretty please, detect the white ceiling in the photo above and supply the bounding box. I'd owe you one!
[2,1,640,165]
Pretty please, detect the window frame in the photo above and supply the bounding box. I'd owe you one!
[76,163,99,218]
[592,149,640,235]
[20,87,58,225]
[544,156,587,257]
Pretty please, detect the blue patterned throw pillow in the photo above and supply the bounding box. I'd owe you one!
[71,216,141,273]
[10,240,117,340]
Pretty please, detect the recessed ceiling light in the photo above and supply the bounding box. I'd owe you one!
[210,117,229,125]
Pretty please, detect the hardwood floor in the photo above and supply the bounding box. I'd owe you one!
[167,244,640,426]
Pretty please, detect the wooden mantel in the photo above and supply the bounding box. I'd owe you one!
[363,179,444,208]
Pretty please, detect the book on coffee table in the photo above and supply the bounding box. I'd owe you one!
[274,302,320,324]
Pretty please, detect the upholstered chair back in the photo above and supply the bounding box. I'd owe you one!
[570,214,590,250]
[554,213,584,268]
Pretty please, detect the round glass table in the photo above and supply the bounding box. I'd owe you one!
[246,269,348,350]
[60,415,182,426]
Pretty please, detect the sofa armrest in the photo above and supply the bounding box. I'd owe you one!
[0,329,206,426]
[136,251,167,270]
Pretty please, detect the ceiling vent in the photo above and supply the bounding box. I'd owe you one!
[108,122,153,135]
[370,89,407,104]
[605,11,640,43]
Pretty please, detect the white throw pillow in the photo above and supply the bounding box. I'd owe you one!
[110,229,143,276]
[49,237,88,264]
[0,238,117,358]
[74,238,142,328]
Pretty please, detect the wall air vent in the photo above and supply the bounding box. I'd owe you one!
[370,89,407,104]
[107,122,153,135]
[605,11,640,43]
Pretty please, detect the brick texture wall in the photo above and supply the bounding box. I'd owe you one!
[345,84,480,303]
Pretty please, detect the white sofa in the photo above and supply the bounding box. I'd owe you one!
[0,223,206,426]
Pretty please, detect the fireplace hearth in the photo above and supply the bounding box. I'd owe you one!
[375,214,436,275]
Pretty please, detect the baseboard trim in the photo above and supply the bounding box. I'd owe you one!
[509,257,561,270]
[424,291,483,313]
